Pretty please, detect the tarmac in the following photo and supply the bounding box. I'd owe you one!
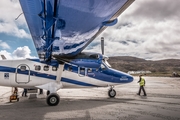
[0,76,180,120]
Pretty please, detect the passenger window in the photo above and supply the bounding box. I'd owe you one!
[80,68,85,72]
[20,66,26,71]
[88,68,92,72]
[44,66,49,71]
[52,66,57,71]
[68,66,73,71]
[101,64,106,70]
[35,65,41,71]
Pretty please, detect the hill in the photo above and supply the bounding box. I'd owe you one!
[108,56,180,74]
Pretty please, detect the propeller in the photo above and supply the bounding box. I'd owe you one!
[101,37,104,55]
[101,37,109,60]
[100,37,111,67]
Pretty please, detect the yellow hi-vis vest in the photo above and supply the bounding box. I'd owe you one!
[139,77,145,86]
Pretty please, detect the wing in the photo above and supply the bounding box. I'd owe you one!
[19,0,134,61]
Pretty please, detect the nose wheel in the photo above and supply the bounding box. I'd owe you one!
[108,89,116,98]
[46,93,60,106]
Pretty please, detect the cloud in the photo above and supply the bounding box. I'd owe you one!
[0,23,30,38]
[130,0,180,21]
[0,40,10,49]
[13,46,36,59]
[0,50,12,60]
[0,0,179,60]
[85,0,180,60]
[0,46,37,60]
[0,0,30,38]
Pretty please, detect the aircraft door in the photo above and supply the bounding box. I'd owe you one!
[15,64,30,84]
[99,63,112,80]
[78,67,87,77]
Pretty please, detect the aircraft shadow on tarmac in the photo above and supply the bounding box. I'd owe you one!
[0,97,135,120]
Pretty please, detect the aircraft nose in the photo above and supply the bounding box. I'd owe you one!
[126,74,134,82]
[110,69,134,83]
[119,73,133,82]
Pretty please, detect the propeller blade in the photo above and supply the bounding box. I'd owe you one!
[101,37,104,55]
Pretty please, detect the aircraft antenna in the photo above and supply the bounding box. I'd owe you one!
[15,13,24,20]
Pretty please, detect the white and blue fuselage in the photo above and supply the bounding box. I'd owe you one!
[0,59,133,89]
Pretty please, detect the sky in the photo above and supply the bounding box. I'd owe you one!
[0,0,180,60]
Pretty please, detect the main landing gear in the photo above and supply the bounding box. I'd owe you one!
[46,93,60,106]
[47,90,50,96]
[108,86,116,98]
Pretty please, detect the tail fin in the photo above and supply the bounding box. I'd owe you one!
[1,55,6,60]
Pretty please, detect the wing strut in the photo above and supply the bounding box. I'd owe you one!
[38,0,60,62]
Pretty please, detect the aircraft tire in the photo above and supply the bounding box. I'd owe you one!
[108,89,116,98]
[46,93,60,106]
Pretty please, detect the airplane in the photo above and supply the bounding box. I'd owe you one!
[0,0,134,106]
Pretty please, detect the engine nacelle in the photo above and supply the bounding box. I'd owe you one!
[69,52,103,68]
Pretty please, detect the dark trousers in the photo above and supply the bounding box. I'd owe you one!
[22,89,27,96]
[138,86,146,95]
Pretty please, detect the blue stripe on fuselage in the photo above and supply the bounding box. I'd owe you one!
[0,65,56,80]
[64,64,133,84]
[0,65,98,86]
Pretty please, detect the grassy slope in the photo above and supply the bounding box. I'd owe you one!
[108,56,180,77]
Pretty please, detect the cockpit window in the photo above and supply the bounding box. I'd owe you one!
[101,64,107,70]
[68,66,73,71]
[88,68,92,72]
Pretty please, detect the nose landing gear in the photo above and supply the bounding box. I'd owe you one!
[108,86,116,98]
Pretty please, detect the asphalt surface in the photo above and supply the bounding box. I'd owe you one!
[0,77,180,120]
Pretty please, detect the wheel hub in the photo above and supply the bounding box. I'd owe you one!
[110,90,115,96]
[50,97,57,104]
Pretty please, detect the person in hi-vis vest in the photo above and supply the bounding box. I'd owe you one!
[137,75,147,96]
